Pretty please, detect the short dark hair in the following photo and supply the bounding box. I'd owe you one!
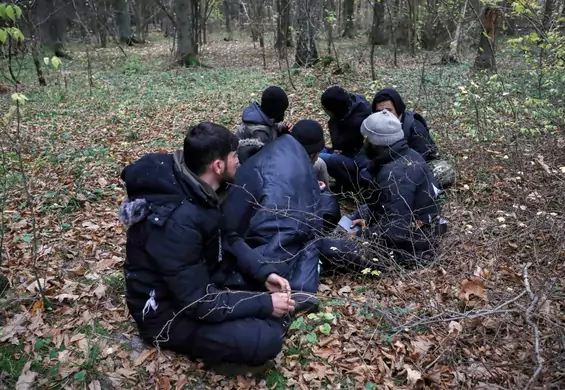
[183,122,238,175]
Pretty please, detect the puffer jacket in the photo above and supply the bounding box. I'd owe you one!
[222,134,322,293]
[357,139,441,257]
[119,152,273,347]
[327,93,372,156]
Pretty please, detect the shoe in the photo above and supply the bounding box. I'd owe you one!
[291,292,320,315]
[206,360,275,376]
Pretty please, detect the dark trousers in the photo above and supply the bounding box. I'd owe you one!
[318,148,369,190]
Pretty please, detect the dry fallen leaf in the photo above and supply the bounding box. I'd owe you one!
[459,277,488,302]
[338,285,352,295]
[134,348,156,366]
[411,336,433,357]
[0,313,29,342]
[93,283,107,298]
[405,364,423,385]
[314,348,334,359]
[448,320,463,335]
[16,366,38,390]
[88,380,102,390]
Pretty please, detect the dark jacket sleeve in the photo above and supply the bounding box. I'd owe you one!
[146,211,273,322]
[223,170,280,284]
[409,120,437,161]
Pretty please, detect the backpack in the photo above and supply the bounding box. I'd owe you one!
[402,111,430,136]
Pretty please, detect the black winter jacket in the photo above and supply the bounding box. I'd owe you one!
[371,88,437,161]
[327,93,372,156]
[358,140,440,255]
[223,135,321,293]
[119,152,273,345]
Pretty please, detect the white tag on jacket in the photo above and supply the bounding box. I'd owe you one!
[142,289,159,321]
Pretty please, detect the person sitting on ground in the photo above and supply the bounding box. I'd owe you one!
[236,86,291,163]
[224,116,334,311]
[371,88,456,188]
[119,122,295,368]
[289,119,341,232]
[349,110,444,264]
[319,85,372,192]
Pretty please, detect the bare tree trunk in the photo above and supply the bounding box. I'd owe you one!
[324,0,335,55]
[134,0,146,41]
[407,0,418,56]
[223,0,233,40]
[116,0,134,44]
[543,0,556,32]
[295,0,319,66]
[342,0,355,37]
[175,0,199,65]
[37,0,71,57]
[275,0,293,52]
[474,6,499,70]
[444,0,468,63]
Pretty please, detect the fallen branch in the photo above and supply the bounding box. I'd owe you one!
[523,262,544,389]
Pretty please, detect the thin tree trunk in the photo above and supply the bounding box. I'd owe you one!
[224,0,233,40]
[295,0,319,66]
[175,0,199,65]
[324,0,335,55]
[342,0,355,37]
[474,6,499,70]
[445,0,468,63]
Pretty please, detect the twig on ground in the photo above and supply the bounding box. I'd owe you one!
[523,262,544,390]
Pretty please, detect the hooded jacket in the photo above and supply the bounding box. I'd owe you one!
[119,152,273,346]
[358,139,441,257]
[235,102,287,163]
[222,134,322,293]
[327,93,372,156]
[371,88,437,161]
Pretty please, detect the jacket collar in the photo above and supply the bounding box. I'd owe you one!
[367,139,410,173]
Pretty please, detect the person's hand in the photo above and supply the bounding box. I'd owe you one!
[348,219,366,235]
[319,181,326,192]
[265,273,291,293]
[333,150,342,154]
[283,122,294,133]
[271,292,295,317]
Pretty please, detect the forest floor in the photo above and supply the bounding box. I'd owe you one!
[0,34,564,390]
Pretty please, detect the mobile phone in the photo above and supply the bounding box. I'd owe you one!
[338,215,361,233]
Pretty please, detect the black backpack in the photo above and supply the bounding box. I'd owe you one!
[402,111,430,136]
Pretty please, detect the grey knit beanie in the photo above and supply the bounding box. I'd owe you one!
[360,110,404,146]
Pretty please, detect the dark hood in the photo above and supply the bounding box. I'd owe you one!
[241,102,274,126]
[119,152,220,227]
[371,88,407,116]
[343,93,371,121]
[366,138,410,174]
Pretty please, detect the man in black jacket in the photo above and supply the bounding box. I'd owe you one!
[319,86,372,191]
[119,122,295,367]
[371,88,456,188]
[350,111,443,263]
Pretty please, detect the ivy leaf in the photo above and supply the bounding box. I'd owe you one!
[51,56,62,69]
[0,4,6,20]
[11,93,28,104]
[307,313,319,320]
[12,28,23,42]
[5,5,14,22]
[73,371,86,382]
[0,29,6,44]
[306,332,317,343]
[43,57,50,66]
[319,323,331,335]
[290,317,304,330]
[319,312,335,321]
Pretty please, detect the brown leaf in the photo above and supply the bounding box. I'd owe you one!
[459,277,488,301]
[314,348,334,359]
[16,364,37,390]
[134,349,156,366]
[0,313,29,342]
[411,336,433,357]
[88,380,102,390]
[93,283,107,299]
[448,321,463,335]
[338,285,351,295]
[405,364,423,385]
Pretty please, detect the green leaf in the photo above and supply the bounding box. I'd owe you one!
[319,312,335,321]
[13,5,21,19]
[0,28,6,44]
[12,28,23,41]
[5,5,14,22]
[73,371,86,382]
[0,4,6,20]
[290,317,304,330]
[306,332,317,343]
[365,383,377,390]
[319,323,331,335]
[51,56,62,69]
[43,57,50,66]
[307,313,319,320]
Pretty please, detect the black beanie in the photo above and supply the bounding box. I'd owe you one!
[260,86,289,123]
[321,86,350,118]
[291,120,325,155]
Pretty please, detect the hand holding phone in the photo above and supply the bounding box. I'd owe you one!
[338,216,363,233]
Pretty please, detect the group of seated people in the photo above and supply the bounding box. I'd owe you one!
[118,85,454,369]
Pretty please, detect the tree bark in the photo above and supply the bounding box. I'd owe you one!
[275,0,293,51]
[324,0,335,55]
[371,0,386,45]
[444,0,468,63]
[342,0,355,37]
[543,0,555,32]
[37,0,70,57]
[295,0,319,66]
[175,0,199,65]
[223,0,233,40]
[407,0,418,56]
[474,6,499,70]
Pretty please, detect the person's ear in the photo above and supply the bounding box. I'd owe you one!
[211,159,225,176]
